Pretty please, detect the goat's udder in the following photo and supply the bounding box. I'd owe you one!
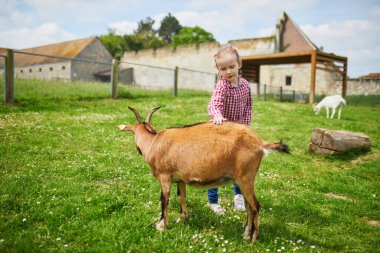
[185,175,234,188]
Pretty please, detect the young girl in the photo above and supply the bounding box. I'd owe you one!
[207,44,252,214]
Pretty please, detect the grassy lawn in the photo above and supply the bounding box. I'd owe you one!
[0,82,379,252]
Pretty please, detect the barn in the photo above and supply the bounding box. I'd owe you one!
[3,37,113,82]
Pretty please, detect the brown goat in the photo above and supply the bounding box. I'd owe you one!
[117,107,289,242]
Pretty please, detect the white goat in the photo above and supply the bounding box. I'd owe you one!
[117,107,289,242]
[313,95,346,119]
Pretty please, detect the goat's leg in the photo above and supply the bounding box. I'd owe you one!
[156,175,171,231]
[236,180,260,242]
[338,105,342,119]
[326,107,330,118]
[331,107,336,119]
[177,182,189,221]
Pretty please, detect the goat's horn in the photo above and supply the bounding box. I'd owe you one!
[128,106,142,123]
[146,106,161,123]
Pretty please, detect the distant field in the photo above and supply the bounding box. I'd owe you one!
[0,81,379,252]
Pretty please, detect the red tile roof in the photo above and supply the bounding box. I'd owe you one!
[6,37,97,68]
[20,37,96,58]
[362,73,380,79]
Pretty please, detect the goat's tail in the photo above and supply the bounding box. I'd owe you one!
[263,140,290,154]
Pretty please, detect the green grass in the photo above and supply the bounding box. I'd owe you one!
[0,81,379,252]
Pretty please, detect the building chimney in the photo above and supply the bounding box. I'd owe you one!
[275,12,286,53]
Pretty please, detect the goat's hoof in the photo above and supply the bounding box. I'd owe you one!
[243,233,250,241]
[243,227,250,241]
[242,234,257,243]
[242,227,258,242]
[156,220,165,231]
[175,214,189,223]
[181,212,189,220]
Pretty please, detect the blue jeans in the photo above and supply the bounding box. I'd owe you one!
[208,183,242,204]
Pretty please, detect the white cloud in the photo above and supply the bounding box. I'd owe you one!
[0,22,75,49]
[108,21,137,35]
[302,20,377,49]
[178,0,317,42]
[301,19,380,77]
[174,10,246,43]
[19,0,142,25]
[370,5,380,16]
[10,10,35,25]
[257,27,275,37]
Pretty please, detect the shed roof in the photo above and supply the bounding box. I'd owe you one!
[362,73,380,79]
[19,37,96,58]
[4,37,98,68]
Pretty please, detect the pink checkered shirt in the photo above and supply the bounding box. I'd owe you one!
[208,77,252,125]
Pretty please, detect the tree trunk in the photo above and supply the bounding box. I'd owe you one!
[309,128,371,155]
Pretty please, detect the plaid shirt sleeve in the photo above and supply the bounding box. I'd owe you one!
[241,79,252,125]
[208,79,226,120]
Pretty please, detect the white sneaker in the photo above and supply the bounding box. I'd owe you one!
[234,194,246,211]
[208,203,226,215]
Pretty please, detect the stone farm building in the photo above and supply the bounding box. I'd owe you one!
[2,37,113,82]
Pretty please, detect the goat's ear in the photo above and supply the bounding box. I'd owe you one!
[116,125,134,132]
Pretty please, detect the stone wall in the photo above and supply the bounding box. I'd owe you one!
[120,38,275,91]
[119,39,379,95]
[14,61,72,81]
[259,64,380,96]
[347,79,380,95]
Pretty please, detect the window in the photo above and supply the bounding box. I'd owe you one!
[39,68,42,72]
[285,75,292,86]
[29,69,32,73]
[20,70,23,73]
[62,66,66,70]
[50,67,53,71]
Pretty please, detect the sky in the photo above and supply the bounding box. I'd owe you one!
[1,0,379,78]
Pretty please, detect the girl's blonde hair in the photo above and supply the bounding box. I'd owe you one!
[214,44,242,66]
[214,44,242,81]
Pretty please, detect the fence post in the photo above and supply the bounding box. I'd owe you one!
[264,84,267,101]
[292,90,295,102]
[111,59,118,99]
[5,49,14,104]
[256,83,260,97]
[280,86,283,101]
[173,66,178,97]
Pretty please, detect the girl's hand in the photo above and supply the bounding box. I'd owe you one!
[213,116,225,125]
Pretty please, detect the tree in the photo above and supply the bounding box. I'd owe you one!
[123,34,144,52]
[99,30,126,59]
[171,26,216,48]
[158,13,181,43]
[132,17,166,50]
[100,17,216,55]
[135,17,155,35]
